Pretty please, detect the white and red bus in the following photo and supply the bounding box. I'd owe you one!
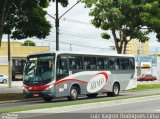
[23,51,137,101]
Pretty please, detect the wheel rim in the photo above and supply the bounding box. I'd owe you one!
[114,85,119,95]
[71,89,77,99]
[3,80,7,84]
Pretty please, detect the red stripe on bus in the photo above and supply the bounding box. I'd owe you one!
[54,78,88,85]
[55,72,108,85]
[95,72,108,81]
[24,72,108,90]
[24,85,49,91]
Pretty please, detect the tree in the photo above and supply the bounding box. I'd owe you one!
[0,0,68,46]
[22,40,36,46]
[83,0,160,54]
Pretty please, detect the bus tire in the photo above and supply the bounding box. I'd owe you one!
[43,97,53,102]
[3,79,7,84]
[68,86,79,101]
[107,83,120,97]
[86,93,98,98]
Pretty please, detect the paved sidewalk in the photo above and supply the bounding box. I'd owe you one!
[0,81,23,88]
[0,81,23,94]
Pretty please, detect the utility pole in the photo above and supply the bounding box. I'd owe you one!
[8,34,12,88]
[55,0,59,51]
[53,0,80,51]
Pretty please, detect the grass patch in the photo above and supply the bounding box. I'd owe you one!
[0,94,160,113]
[0,93,24,101]
[133,84,160,90]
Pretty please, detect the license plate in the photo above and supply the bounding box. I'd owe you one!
[33,94,39,97]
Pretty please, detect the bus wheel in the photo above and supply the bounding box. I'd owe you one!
[43,97,53,102]
[107,83,120,97]
[3,79,7,84]
[86,93,98,98]
[68,86,79,101]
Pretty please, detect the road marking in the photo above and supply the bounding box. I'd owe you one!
[18,95,160,119]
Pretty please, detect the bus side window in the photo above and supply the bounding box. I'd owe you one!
[104,58,109,69]
[120,58,130,70]
[115,57,120,70]
[120,58,125,70]
[125,58,130,69]
[129,58,135,69]
[83,56,96,70]
[57,57,62,74]
[84,61,88,70]
[108,57,116,70]
[97,57,105,70]
[56,55,68,81]
[69,55,83,70]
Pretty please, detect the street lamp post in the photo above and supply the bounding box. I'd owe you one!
[54,0,80,51]
[55,0,59,51]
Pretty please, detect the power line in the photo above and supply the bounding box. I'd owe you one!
[60,29,100,37]
[49,40,110,50]
[38,38,109,50]
[41,29,101,40]
[46,12,91,26]
[62,17,91,25]
[46,13,55,19]
[35,39,110,50]
[60,32,100,40]
[59,1,81,19]
[46,12,103,40]
[46,0,81,51]
[60,31,100,39]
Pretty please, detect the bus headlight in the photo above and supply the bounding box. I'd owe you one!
[23,86,28,91]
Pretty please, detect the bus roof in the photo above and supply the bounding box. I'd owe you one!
[27,51,135,58]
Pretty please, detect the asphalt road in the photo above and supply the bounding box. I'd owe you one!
[0,89,160,112]
[6,95,160,119]
[73,96,160,113]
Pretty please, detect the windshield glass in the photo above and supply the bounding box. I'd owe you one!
[23,54,55,86]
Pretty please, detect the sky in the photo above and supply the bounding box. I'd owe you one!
[44,0,116,53]
[2,0,160,54]
[45,0,160,54]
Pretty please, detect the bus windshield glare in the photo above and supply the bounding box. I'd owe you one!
[24,54,55,86]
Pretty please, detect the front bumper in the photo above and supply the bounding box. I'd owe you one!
[23,89,55,98]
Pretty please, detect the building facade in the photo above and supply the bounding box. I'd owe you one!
[0,41,49,80]
[136,56,158,78]
[126,39,149,55]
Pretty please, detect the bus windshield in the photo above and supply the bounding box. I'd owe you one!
[23,54,55,86]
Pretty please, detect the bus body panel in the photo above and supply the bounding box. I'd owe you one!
[23,71,136,98]
[109,70,136,90]
[54,71,106,97]
[53,70,136,98]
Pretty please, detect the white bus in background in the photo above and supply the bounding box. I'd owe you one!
[23,51,137,102]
